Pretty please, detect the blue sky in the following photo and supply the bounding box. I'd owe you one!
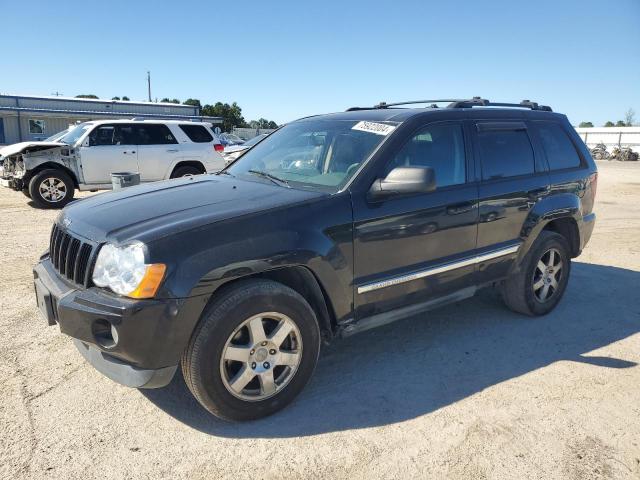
[1,0,638,126]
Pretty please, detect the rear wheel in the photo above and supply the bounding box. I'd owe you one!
[171,165,202,178]
[181,279,321,421]
[502,231,571,316]
[28,169,74,209]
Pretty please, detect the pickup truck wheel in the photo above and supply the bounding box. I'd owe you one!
[28,169,74,209]
[502,231,571,316]
[171,165,202,178]
[181,279,321,421]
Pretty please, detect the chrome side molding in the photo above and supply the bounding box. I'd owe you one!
[357,244,520,294]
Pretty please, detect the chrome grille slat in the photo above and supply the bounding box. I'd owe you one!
[48,225,95,287]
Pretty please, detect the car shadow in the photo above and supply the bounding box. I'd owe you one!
[141,262,640,437]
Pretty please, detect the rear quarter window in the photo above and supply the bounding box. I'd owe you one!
[477,128,535,180]
[536,123,582,170]
[179,124,214,143]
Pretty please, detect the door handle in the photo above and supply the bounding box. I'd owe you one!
[446,202,475,215]
[166,149,179,153]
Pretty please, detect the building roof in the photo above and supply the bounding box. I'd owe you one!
[0,93,197,109]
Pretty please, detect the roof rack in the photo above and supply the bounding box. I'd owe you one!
[346,97,552,112]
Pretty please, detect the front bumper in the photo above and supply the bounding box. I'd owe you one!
[33,257,207,388]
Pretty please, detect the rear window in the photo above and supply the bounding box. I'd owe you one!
[477,128,535,180]
[179,124,214,143]
[537,123,582,170]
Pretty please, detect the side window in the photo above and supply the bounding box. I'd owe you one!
[89,125,116,146]
[536,123,582,170]
[136,124,178,145]
[385,123,466,188]
[477,128,535,180]
[179,124,213,143]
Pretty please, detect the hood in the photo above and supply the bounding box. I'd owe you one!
[60,174,325,244]
[0,141,64,159]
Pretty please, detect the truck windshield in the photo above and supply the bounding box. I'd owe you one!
[226,119,396,191]
[58,123,92,145]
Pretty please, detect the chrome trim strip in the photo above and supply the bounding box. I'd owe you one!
[356,244,521,294]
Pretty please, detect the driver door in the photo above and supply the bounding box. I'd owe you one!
[352,121,479,319]
[80,124,139,184]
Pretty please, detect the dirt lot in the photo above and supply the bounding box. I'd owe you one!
[1,161,639,480]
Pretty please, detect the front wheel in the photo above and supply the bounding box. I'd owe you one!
[502,231,571,316]
[28,169,75,209]
[181,279,321,421]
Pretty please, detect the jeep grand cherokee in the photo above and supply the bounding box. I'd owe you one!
[33,98,597,421]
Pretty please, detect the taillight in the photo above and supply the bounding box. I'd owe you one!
[590,172,598,198]
[214,144,224,152]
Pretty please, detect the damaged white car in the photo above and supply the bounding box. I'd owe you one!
[0,120,225,208]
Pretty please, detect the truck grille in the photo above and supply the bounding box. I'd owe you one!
[49,224,95,287]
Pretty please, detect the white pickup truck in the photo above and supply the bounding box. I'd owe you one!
[0,119,225,208]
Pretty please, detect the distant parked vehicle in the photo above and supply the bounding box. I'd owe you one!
[0,120,225,208]
[589,143,610,160]
[219,133,245,147]
[223,134,269,163]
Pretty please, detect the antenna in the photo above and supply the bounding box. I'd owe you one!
[147,71,152,102]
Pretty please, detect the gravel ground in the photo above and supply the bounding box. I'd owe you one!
[1,161,639,480]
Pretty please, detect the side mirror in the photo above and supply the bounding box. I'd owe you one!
[368,166,436,200]
[82,137,90,147]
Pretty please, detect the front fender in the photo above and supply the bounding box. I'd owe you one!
[514,193,581,267]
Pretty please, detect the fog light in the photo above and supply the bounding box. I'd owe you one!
[92,319,117,349]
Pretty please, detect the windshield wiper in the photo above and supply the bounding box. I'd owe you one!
[248,170,290,188]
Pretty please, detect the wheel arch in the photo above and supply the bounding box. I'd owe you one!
[199,265,337,343]
[24,162,79,188]
[169,160,206,178]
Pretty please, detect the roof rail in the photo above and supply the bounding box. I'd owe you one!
[346,97,552,112]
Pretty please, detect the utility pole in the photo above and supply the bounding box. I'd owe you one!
[51,91,63,97]
[147,71,151,102]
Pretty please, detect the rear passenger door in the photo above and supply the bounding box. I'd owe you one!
[473,121,550,282]
[135,124,180,181]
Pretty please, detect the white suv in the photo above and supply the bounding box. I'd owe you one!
[0,119,225,208]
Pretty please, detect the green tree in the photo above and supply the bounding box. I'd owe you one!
[122,96,130,101]
[111,96,120,100]
[616,120,626,127]
[249,118,279,129]
[183,98,202,107]
[75,94,99,99]
[201,102,247,132]
[161,98,181,104]
[578,121,593,128]
[604,121,614,127]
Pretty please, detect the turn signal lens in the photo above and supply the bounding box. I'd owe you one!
[128,264,166,299]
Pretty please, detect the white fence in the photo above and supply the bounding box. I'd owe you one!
[575,127,640,152]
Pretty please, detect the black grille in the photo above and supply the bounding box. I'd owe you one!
[49,224,95,287]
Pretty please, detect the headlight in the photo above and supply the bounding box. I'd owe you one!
[92,242,166,298]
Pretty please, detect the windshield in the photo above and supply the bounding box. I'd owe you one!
[45,129,69,142]
[243,134,267,147]
[58,123,92,145]
[227,119,395,191]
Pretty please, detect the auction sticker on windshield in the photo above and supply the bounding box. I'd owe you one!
[352,121,396,136]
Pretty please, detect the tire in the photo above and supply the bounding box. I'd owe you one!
[171,165,202,178]
[502,231,571,316]
[181,279,321,421]
[28,169,75,209]
[21,188,31,199]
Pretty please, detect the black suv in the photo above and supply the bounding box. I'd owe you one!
[34,98,597,421]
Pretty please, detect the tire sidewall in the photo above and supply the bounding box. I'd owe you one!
[523,233,571,315]
[28,170,74,208]
[188,284,321,421]
[171,166,201,178]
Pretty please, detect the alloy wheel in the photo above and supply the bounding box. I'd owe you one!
[532,247,563,302]
[220,312,303,401]
[39,177,67,203]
